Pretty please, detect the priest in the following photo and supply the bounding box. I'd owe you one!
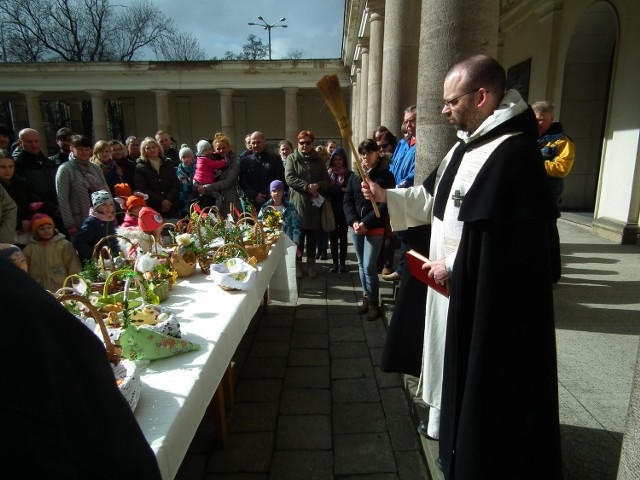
[363,54,563,479]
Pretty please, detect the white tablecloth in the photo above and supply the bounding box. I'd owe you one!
[133,235,297,479]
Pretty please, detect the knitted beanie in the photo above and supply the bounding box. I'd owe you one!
[91,190,113,209]
[114,183,132,197]
[179,143,194,159]
[31,213,54,232]
[196,140,212,155]
[138,207,164,233]
[125,193,147,211]
[270,180,285,191]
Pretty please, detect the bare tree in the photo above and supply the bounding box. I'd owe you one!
[0,0,204,62]
[286,49,304,60]
[153,32,206,61]
[224,34,268,61]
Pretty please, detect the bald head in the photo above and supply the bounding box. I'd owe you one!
[250,131,267,154]
[18,128,42,155]
[442,55,507,133]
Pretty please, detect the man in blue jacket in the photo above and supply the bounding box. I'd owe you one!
[382,105,416,282]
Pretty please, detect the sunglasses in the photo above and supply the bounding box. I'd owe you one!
[378,143,389,149]
[299,140,312,145]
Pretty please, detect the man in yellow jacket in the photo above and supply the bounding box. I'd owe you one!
[533,100,576,205]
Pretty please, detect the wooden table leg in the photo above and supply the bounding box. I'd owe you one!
[263,288,269,313]
[223,362,235,411]
[211,387,227,447]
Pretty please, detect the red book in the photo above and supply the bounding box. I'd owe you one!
[406,249,450,297]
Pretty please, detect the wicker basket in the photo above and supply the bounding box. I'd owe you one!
[237,215,270,263]
[150,279,170,303]
[211,243,249,265]
[171,246,197,277]
[92,234,136,273]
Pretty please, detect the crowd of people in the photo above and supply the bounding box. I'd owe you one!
[0,124,395,311]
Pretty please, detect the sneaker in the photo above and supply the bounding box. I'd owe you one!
[330,264,339,273]
[339,264,347,273]
[381,266,394,276]
[382,271,401,282]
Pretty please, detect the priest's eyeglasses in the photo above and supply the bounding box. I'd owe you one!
[443,88,480,109]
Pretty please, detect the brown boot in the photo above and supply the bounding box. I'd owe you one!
[367,298,380,320]
[358,295,369,314]
[307,259,317,278]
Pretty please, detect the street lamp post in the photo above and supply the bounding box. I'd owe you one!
[247,16,287,60]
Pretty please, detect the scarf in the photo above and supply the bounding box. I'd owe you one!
[90,207,116,223]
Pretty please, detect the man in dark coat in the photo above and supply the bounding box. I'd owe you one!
[0,258,161,479]
[239,131,285,212]
[364,54,563,479]
[13,128,64,232]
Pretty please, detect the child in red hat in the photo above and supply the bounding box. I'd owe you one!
[23,213,82,292]
[116,206,164,258]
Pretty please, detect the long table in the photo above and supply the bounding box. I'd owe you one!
[133,235,298,479]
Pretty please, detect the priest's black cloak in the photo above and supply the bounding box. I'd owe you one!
[438,107,564,479]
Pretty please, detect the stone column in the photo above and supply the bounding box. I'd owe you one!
[218,88,235,146]
[21,91,46,155]
[380,0,421,137]
[415,0,500,182]
[87,90,108,142]
[366,2,385,136]
[119,97,137,138]
[358,42,370,143]
[351,66,362,141]
[283,87,299,143]
[152,89,171,133]
[351,73,359,154]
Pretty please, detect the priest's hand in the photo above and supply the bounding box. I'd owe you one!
[428,258,450,285]
[362,180,386,203]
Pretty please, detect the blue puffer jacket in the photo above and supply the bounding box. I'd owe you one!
[389,138,415,188]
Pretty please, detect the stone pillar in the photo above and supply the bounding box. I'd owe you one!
[366,3,385,136]
[87,90,108,142]
[218,88,235,146]
[380,0,421,137]
[351,73,359,156]
[21,91,46,155]
[152,89,171,133]
[358,42,370,144]
[283,87,299,143]
[351,66,362,142]
[119,97,137,138]
[415,0,500,182]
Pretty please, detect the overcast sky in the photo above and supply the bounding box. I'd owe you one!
[118,0,345,60]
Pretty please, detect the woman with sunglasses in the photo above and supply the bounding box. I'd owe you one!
[285,130,330,279]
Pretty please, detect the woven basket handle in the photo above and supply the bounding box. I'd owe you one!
[56,293,121,364]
